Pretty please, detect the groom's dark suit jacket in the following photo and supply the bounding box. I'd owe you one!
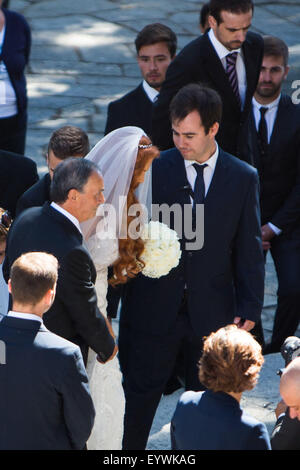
[3,203,115,364]
[0,316,95,450]
[120,147,264,340]
[152,30,263,158]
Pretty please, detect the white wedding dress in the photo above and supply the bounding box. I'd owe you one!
[85,238,125,450]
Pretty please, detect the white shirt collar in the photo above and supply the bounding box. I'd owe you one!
[208,28,241,60]
[142,80,159,103]
[8,311,43,323]
[184,143,219,171]
[50,201,82,234]
[252,94,281,111]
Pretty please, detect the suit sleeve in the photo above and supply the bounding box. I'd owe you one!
[271,412,300,450]
[270,133,300,232]
[58,248,115,361]
[58,347,95,449]
[246,422,271,450]
[233,170,265,323]
[104,101,118,135]
[15,192,31,217]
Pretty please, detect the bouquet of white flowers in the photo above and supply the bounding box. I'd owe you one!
[139,221,181,278]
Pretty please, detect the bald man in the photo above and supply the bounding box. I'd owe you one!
[280,358,300,421]
[271,357,300,449]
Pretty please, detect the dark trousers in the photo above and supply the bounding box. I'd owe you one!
[0,114,27,155]
[256,231,300,354]
[267,233,300,351]
[119,294,204,450]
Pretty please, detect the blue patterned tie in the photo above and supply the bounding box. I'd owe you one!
[226,52,241,107]
[193,163,207,209]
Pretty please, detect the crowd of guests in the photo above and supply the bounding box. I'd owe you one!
[0,0,300,451]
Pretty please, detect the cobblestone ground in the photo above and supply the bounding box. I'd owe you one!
[11,0,300,449]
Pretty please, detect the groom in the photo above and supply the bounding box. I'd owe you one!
[119,83,265,449]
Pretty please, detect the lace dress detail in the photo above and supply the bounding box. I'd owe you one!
[86,237,125,450]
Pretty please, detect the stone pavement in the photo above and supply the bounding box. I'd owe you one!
[12,0,300,450]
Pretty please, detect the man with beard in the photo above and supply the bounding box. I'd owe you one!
[241,36,300,353]
[152,0,263,159]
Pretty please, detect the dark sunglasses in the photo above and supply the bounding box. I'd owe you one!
[0,210,12,228]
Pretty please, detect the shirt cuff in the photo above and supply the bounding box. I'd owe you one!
[268,222,282,235]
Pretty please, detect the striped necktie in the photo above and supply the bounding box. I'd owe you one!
[226,52,241,107]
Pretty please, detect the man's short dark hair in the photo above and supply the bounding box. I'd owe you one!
[199,3,210,31]
[10,252,58,306]
[170,84,222,135]
[263,35,289,68]
[209,0,253,24]
[50,157,101,204]
[135,23,177,58]
[48,126,90,159]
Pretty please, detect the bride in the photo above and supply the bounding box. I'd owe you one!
[81,126,159,450]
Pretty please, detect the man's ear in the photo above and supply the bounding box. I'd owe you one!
[208,15,217,30]
[44,287,56,307]
[8,279,12,294]
[68,188,78,201]
[284,65,290,80]
[209,121,219,138]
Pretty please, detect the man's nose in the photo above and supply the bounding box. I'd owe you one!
[289,408,298,420]
[261,69,271,82]
[149,59,158,70]
[236,30,246,43]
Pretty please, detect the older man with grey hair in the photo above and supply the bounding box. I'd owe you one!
[3,158,117,366]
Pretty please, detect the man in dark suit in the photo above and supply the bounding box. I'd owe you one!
[16,126,89,216]
[152,0,263,159]
[271,400,300,450]
[0,149,38,217]
[104,23,177,137]
[3,158,117,365]
[240,36,300,353]
[119,84,264,449]
[0,251,95,450]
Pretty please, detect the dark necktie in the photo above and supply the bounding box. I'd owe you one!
[193,163,207,209]
[226,52,241,107]
[258,106,269,158]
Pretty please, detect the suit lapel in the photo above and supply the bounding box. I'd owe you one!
[242,35,261,117]
[204,149,232,205]
[269,95,286,149]
[164,149,192,207]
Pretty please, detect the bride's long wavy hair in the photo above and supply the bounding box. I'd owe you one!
[110,135,159,285]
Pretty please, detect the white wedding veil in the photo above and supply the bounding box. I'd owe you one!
[81,126,153,259]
